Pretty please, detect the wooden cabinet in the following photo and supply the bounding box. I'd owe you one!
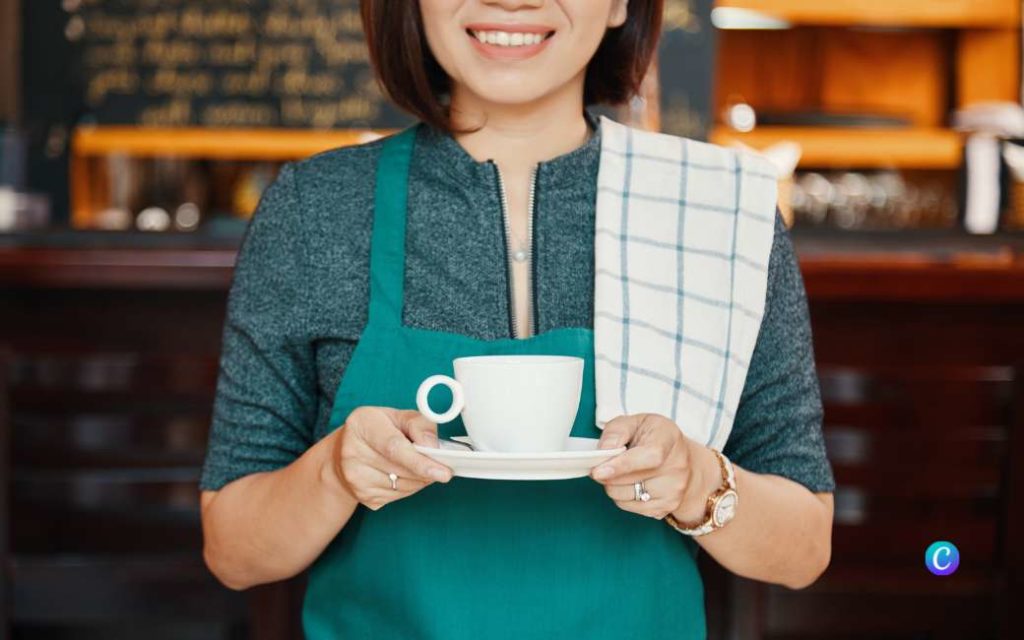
[0,248,248,638]
[711,0,1021,176]
[756,256,1024,639]
[2,238,1023,638]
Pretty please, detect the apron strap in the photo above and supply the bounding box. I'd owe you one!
[368,125,418,329]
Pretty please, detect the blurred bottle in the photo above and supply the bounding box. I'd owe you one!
[232,162,276,219]
[134,156,208,233]
[95,153,136,230]
[0,125,51,232]
[791,169,955,230]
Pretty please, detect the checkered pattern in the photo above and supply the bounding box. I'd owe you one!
[593,116,778,451]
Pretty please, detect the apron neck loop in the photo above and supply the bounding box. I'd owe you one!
[368,125,418,329]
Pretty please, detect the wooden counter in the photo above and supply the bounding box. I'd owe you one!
[3,229,1024,298]
[1,233,1022,639]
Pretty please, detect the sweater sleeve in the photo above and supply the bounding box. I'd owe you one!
[722,208,835,493]
[199,163,318,491]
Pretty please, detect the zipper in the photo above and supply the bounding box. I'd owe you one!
[530,165,540,336]
[489,160,539,339]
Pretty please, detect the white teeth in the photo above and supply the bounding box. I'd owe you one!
[470,30,548,47]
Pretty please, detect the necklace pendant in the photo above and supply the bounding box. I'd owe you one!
[512,248,528,263]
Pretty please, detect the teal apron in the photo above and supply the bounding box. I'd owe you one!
[302,125,707,639]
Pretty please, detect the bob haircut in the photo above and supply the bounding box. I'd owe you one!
[360,0,664,133]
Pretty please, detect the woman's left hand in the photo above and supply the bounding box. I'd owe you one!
[589,413,718,523]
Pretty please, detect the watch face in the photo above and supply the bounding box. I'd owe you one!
[713,490,738,527]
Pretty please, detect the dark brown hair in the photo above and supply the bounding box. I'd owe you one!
[360,1,664,133]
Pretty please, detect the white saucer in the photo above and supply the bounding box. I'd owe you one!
[413,436,626,480]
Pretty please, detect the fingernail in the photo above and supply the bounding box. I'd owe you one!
[593,465,613,479]
[429,467,449,482]
[601,437,620,449]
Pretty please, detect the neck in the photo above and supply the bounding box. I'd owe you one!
[448,75,591,177]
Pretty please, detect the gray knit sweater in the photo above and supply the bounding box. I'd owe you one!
[199,111,835,494]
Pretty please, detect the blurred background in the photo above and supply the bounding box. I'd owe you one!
[1,0,1023,638]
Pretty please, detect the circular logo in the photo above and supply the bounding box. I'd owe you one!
[925,541,960,576]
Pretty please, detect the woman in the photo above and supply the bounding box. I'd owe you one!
[200,1,835,638]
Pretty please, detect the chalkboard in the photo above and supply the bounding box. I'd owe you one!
[21,0,716,222]
[71,0,714,134]
[50,0,719,133]
[76,0,412,129]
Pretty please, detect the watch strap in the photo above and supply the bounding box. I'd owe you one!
[663,448,736,537]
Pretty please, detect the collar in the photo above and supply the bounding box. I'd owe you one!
[414,108,603,191]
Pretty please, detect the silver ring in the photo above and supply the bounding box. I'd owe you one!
[634,480,651,502]
[388,472,399,491]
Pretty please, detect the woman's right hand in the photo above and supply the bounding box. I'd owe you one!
[331,406,452,511]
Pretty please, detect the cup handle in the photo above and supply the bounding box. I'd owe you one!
[416,375,465,424]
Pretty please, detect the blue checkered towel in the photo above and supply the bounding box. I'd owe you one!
[593,116,779,450]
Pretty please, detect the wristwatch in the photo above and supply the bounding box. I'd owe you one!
[663,448,738,537]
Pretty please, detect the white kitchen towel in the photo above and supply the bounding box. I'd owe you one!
[593,115,779,451]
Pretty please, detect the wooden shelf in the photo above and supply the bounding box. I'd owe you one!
[4,240,1024,299]
[72,126,392,161]
[709,125,963,169]
[0,247,238,290]
[714,0,1020,28]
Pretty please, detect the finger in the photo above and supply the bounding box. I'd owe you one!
[397,410,440,447]
[365,421,452,483]
[358,465,432,512]
[348,439,430,485]
[597,414,643,449]
[605,481,647,503]
[373,466,430,494]
[607,496,672,519]
[590,443,666,483]
[357,462,430,496]
[345,412,447,485]
[601,466,678,485]
[379,408,439,447]
[603,478,670,503]
[603,480,676,519]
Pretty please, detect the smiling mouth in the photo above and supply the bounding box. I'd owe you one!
[465,28,555,48]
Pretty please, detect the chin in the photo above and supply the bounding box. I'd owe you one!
[462,78,559,109]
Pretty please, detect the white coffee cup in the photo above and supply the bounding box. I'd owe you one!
[415,355,584,453]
